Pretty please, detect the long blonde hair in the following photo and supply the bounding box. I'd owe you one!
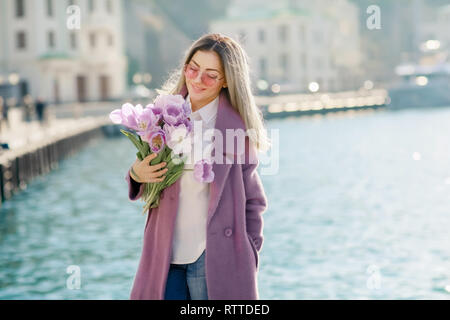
[157,33,271,153]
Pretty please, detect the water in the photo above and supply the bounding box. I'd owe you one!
[1,106,450,299]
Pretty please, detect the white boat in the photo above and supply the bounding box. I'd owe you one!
[388,49,450,109]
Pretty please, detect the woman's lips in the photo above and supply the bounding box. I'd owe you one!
[191,84,206,93]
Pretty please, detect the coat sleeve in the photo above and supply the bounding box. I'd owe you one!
[125,167,145,201]
[242,137,268,252]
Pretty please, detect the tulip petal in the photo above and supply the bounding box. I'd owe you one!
[109,109,123,124]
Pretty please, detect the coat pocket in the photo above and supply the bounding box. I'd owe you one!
[247,233,259,269]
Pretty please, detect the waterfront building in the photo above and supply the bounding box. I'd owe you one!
[0,0,127,103]
[209,0,362,94]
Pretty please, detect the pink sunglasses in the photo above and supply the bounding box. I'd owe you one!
[184,63,224,87]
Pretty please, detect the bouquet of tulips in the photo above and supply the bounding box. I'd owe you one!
[110,94,215,214]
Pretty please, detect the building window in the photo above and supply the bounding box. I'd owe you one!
[258,29,265,43]
[315,30,322,44]
[299,24,306,42]
[47,0,53,17]
[108,34,114,47]
[280,53,289,80]
[89,33,96,48]
[259,57,267,79]
[88,0,94,12]
[16,31,26,49]
[48,31,55,48]
[106,0,113,13]
[15,0,25,18]
[279,25,288,42]
[70,32,77,49]
[301,52,307,69]
[315,57,323,70]
[100,75,110,100]
[328,79,335,91]
[238,30,246,46]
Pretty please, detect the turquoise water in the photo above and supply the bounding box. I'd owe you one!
[1,106,450,299]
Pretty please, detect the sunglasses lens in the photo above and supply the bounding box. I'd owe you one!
[203,75,215,86]
[185,66,197,79]
[185,64,219,87]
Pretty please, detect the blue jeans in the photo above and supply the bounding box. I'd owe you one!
[164,249,208,300]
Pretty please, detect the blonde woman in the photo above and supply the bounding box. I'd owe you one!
[126,33,270,300]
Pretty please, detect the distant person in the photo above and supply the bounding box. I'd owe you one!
[0,97,9,151]
[23,95,34,123]
[0,96,5,133]
[35,98,47,125]
[0,97,4,135]
[1,97,10,130]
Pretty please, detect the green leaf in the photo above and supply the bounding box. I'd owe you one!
[150,147,167,165]
[120,129,147,157]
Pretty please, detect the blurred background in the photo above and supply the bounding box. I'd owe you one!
[0,0,450,299]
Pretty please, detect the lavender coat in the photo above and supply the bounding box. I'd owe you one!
[125,84,268,299]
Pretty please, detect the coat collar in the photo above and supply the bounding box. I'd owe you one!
[178,83,246,227]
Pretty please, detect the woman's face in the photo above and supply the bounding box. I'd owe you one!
[185,50,227,106]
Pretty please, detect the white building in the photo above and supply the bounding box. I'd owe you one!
[209,0,362,93]
[0,0,127,103]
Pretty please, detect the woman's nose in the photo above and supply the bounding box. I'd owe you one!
[193,71,203,84]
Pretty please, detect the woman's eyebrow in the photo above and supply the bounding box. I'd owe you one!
[191,59,221,72]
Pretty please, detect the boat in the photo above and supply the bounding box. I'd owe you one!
[388,43,450,109]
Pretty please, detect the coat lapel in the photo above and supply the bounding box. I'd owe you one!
[178,84,245,227]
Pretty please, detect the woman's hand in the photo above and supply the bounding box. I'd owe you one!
[131,153,168,183]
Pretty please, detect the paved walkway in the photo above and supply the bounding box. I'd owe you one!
[0,108,109,157]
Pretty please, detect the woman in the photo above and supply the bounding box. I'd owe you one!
[126,33,270,300]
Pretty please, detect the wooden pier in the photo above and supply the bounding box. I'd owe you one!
[0,114,115,205]
[254,89,390,119]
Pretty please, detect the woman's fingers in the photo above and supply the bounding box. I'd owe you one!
[137,167,168,183]
[149,161,167,172]
[135,154,169,183]
[143,153,157,162]
[151,168,168,178]
[142,162,166,174]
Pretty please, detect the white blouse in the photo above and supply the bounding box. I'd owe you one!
[170,93,219,264]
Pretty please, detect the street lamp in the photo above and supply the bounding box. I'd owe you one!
[133,73,142,84]
[420,40,440,52]
[308,81,319,93]
[257,79,269,93]
[415,76,428,86]
[143,73,152,84]
[364,80,374,90]
[271,83,280,94]
[8,73,20,85]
